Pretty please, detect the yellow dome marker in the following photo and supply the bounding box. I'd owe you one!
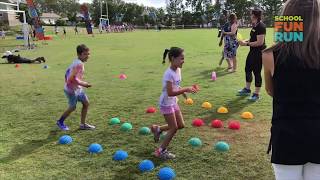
[202,102,212,109]
[241,111,254,119]
[217,106,228,114]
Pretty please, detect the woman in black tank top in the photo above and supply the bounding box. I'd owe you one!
[238,8,266,101]
[262,0,320,179]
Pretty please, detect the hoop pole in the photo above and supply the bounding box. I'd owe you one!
[106,1,108,19]
[100,0,102,18]
[0,9,29,48]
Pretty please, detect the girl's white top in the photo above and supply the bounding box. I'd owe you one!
[159,67,181,106]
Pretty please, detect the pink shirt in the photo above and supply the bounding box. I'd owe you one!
[64,59,86,94]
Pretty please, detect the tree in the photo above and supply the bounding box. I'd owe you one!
[166,0,184,25]
[28,0,283,27]
[122,3,142,24]
[259,0,283,26]
[91,0,102,25]
[156,8,166,25]
[34,0,80,19]
[184,0,213,26]
[181,11,194,25]
[225,0,252,19]
[16,3,33,24]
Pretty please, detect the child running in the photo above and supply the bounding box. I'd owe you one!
[56,44,95,131]
[151,47,198,160]
[63,27,66,38]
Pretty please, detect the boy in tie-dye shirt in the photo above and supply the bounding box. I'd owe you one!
[56,44,95,131]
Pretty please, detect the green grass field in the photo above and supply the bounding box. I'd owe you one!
[0,28,275,179]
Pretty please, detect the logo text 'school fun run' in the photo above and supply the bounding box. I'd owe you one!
[274,16,304,42]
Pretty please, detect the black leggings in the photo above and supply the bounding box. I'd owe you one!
[245,49,263,87]
[7,55,45,64]
[18,57,33,63]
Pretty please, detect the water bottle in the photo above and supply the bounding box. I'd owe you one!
[211,71,217,81]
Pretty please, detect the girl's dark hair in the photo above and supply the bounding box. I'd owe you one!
[229,13,237,24]
[162,47,184,64]
[251,7,263,22]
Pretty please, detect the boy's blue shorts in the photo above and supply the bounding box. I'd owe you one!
[64,89,88,108]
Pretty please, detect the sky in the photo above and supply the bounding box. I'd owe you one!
[79,0,166,8]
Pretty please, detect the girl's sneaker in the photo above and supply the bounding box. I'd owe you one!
[80,123,96,130]
[228,68,236,73]
[151,125,161,143]
[56,120,69,131]
[154,148,176,160]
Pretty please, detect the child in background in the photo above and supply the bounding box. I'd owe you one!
[63,27,66,38]
[74,25,78,35]
[1,29,5,39]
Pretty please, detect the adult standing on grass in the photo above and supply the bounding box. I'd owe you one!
[1,29,5,39]
[55,25,59,35]
[33,28,36,39]
[63,27,66,38]
[263,0,320,179]
[56,44,95,131]
[99,23,104,34]
[74,25,79,35]
[221,13,239,72]
[218,10,231,68]
[237,7,266,102]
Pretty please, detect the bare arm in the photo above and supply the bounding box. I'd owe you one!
[74,76,91,88]
[262,51,274,97]
[248,35,265,47]
[219,32,224,46]
[223,23,238,36]
[166,81,196,97]
[239,39,250,46]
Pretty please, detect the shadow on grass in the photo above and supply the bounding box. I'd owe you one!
[198,96,254,123]
[213,67,235,78]
[197,67,232,81]
[134,148,165,166]
[112,148,165,180]
[0,130,59,164]
[0,44,20,48]
[112,164,142,180]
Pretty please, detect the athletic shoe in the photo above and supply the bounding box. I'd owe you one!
[154,148,176,160]
[56,120,69,131]
[79,123,96,130]
[237,88,251,96]
[248,93,260,102]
